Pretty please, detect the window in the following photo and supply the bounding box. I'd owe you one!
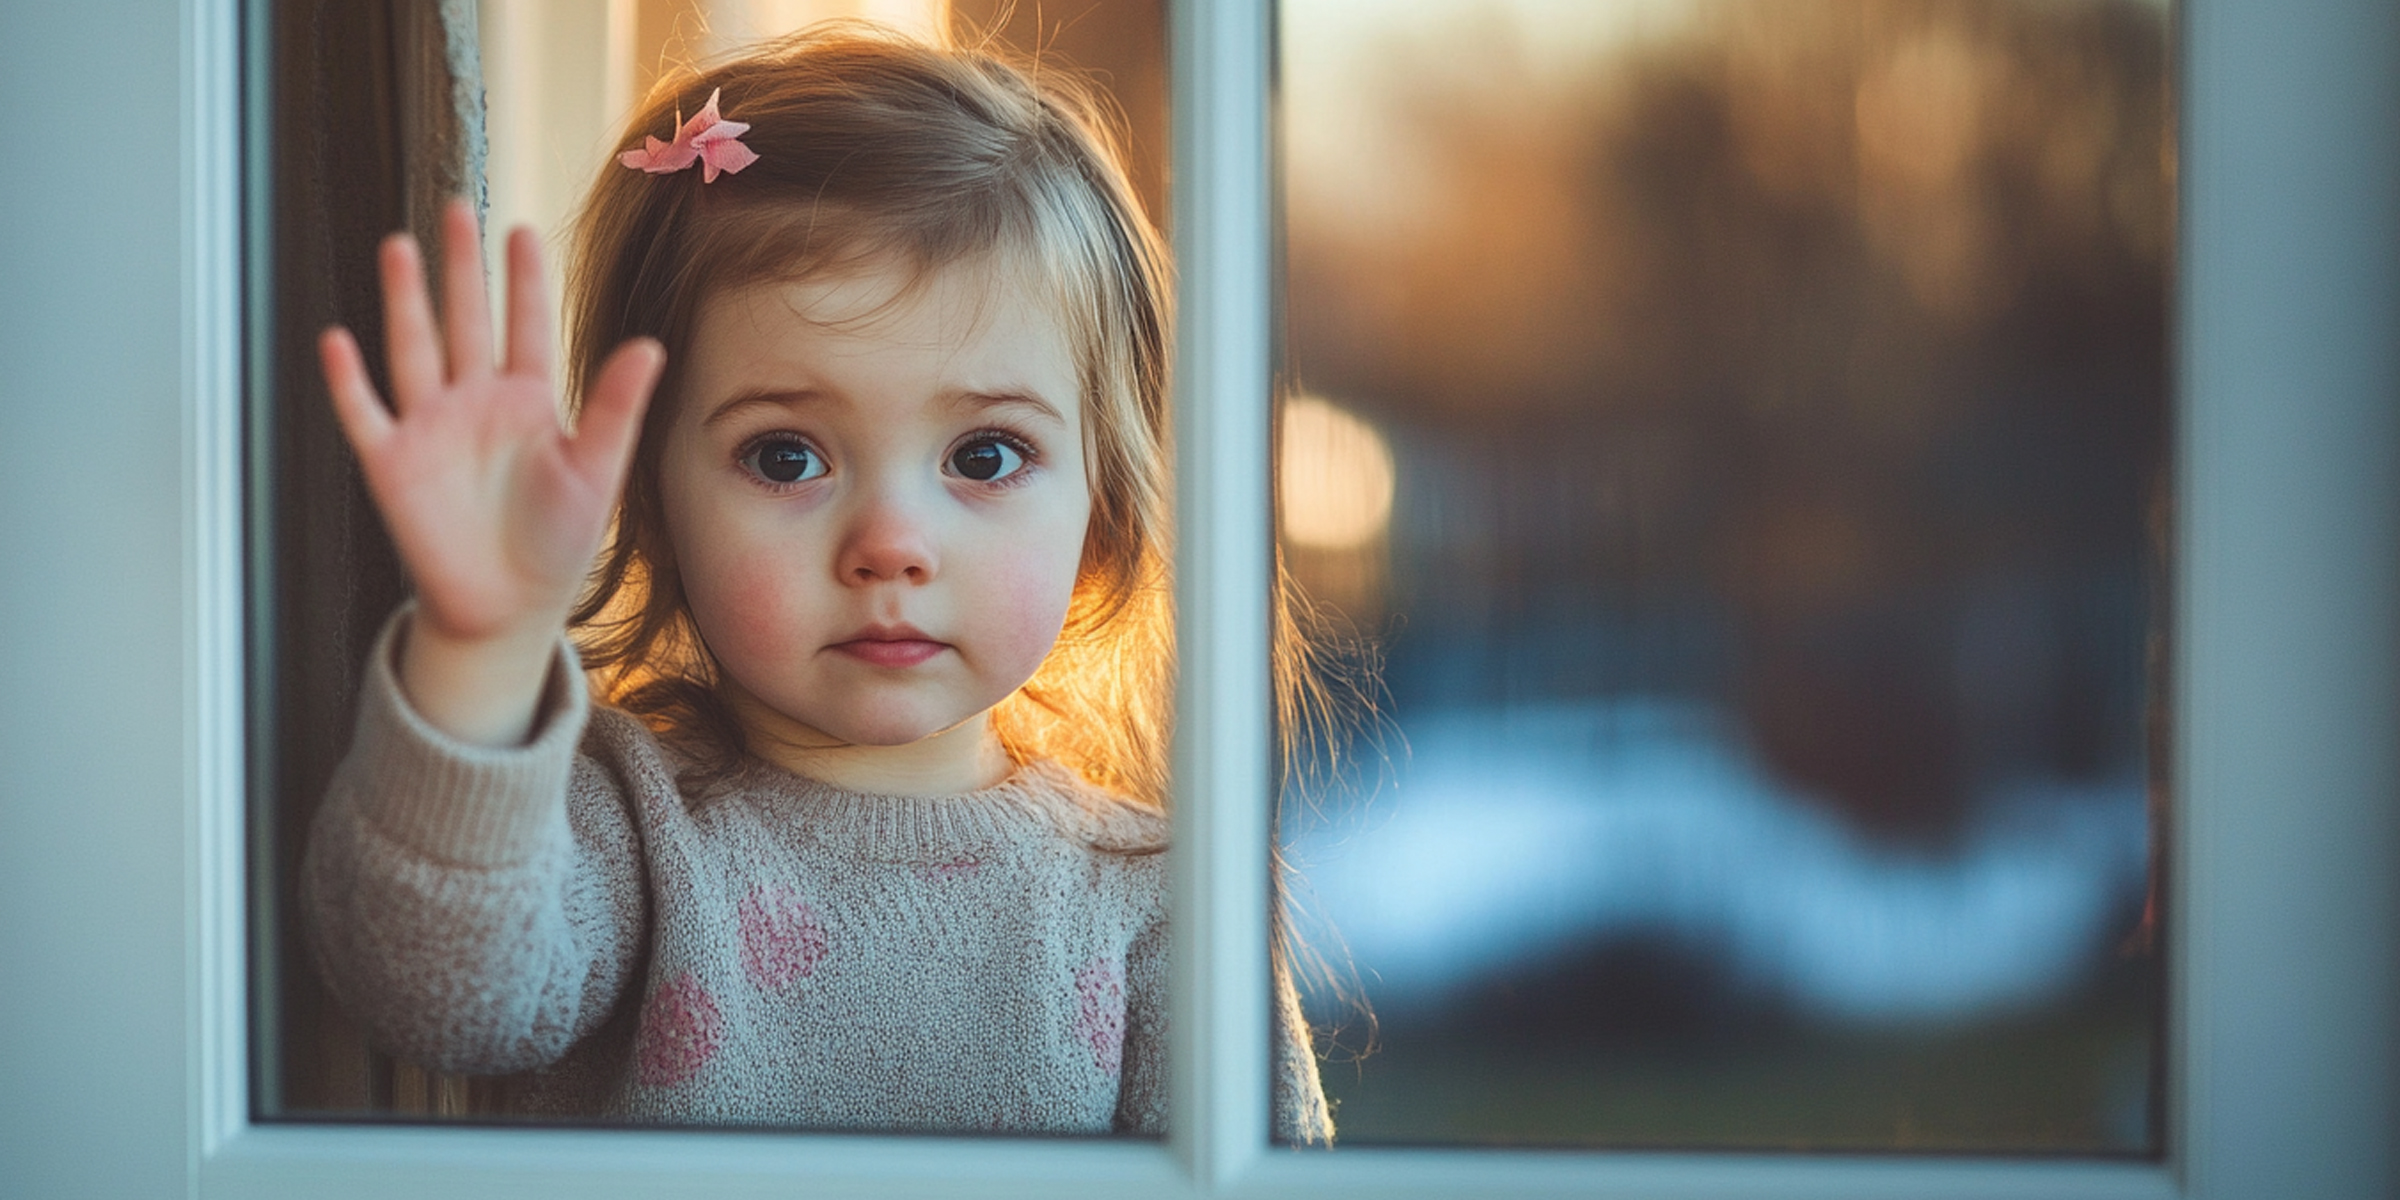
[0,0,2388,1194]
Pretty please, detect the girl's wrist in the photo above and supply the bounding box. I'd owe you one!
[396,607,567,747]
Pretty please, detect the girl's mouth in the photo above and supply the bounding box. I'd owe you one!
[832,625,946,668]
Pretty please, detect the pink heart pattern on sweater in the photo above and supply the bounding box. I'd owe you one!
[739,884,829,992]
[637,971,723,1087]
[1073,956,1127,1078]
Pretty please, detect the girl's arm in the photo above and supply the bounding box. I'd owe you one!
[301,609,645,1076]
[319,199,662,746]
[303,201,659,1074]
[1271,957,1335,1145]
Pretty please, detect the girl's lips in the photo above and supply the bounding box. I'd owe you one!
[831,637,946,668]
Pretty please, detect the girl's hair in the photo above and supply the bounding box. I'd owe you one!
[563,23,1174,804]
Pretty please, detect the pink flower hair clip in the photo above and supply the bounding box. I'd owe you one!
[619,87,760,183]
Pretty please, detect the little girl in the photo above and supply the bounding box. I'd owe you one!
[301,25,1330,1141]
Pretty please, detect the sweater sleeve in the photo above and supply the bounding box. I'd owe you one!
[1111,912,1335,1145]
[299,606,647,1077]
[1271,954,1335,1145]
[1114,912,1168,1136]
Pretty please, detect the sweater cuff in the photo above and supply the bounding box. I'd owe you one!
[339,604,591,869]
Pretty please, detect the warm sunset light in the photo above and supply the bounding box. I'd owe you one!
[1280,395,1396,550]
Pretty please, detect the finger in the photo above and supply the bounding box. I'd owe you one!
[379,233,444,412]
[439,198,494,381]
[502,226,554,381]
[320,326,396,457]
[569,338,665,485]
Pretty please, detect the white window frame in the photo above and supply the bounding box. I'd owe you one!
[0,0,2385,1194]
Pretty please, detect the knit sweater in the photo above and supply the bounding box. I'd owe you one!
[302,609,1331,1141]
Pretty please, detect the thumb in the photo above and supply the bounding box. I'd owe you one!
[570,338,665,485]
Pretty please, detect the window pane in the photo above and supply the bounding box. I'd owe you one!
[1277,0,2168,1151]
[253,0,1176,1129]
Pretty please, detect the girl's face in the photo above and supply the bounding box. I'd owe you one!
[658,257,1090,790]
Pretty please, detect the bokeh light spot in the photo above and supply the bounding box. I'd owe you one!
[1280,395,1396,550]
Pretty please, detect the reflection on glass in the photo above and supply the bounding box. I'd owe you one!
[1278,0,2167,1150]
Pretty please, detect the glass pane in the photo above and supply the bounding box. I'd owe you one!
[252,0,1177,1130]
[1276,0,2168,1151]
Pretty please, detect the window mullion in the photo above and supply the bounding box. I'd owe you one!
[1167,0,1276,1190]
[191,0,250,1160]
[2174,0,2400,1196]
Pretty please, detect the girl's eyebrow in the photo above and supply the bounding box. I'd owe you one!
[698,386,1068,428]
[701,388,828,428]
[946,388,1068,426]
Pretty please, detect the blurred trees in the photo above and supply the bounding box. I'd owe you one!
[1285,0,2170,837]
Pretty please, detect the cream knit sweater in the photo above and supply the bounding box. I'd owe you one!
[302,610,1331,1141]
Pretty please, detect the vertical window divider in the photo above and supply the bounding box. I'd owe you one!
[2174,1,2400,1196]
[1167,0,1276,1188]
[190,0,249,1162]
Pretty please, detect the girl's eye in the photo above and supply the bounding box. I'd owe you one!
[949,435,1030,483]
[743,437,825,485]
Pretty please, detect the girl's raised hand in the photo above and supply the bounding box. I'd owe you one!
[319,199,664,744]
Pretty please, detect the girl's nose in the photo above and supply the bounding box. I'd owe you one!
[835,490,939,585]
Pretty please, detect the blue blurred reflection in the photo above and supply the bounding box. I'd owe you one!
[1288,701,2147,1023]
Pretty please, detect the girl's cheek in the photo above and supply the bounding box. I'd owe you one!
[975,546,1084,676]
[713,559,811,654]
[680,536,808,660]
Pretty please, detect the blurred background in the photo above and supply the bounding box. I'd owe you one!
[1275,0,2170,1151]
